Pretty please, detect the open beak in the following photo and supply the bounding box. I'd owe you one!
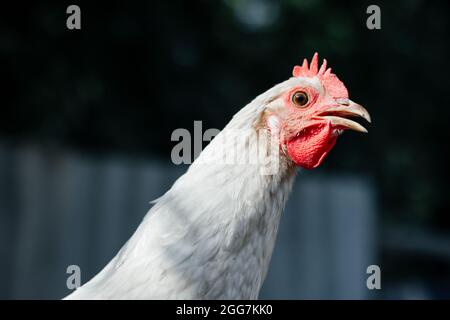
[315,99,371,133]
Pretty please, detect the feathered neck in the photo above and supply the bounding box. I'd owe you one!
[167,96,297,259]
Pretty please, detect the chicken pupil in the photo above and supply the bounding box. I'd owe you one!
[296,94,306,103]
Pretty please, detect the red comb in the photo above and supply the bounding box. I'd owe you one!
[292,52,348,98]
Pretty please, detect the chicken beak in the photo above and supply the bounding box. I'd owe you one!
[315,99,371,133]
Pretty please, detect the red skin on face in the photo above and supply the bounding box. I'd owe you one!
[286,122,337,169]
[280,53,349,169]
[281,89,339,169]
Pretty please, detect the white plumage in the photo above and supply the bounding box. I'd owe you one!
[65,78,301,300]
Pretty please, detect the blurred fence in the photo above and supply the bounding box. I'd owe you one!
[0,143,377,299]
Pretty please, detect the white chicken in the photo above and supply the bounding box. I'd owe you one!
[65,53,371,299]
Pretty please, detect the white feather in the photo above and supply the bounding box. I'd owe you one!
[64,77,315,300]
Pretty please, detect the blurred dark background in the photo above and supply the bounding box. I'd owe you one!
[0,0,449,299]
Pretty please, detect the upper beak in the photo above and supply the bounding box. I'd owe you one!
[315,99,371,133]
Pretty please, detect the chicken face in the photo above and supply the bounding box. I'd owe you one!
[266,53,371,169]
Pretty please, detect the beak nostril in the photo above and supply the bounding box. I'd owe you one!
[336,98,350,106]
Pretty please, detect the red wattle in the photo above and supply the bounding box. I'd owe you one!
[286,123,337,169]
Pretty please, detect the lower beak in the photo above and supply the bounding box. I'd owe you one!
[315,100,371,133]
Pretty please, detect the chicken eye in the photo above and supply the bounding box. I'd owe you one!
[292,91,309,107]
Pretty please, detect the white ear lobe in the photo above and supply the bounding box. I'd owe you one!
[267,115,281,135]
